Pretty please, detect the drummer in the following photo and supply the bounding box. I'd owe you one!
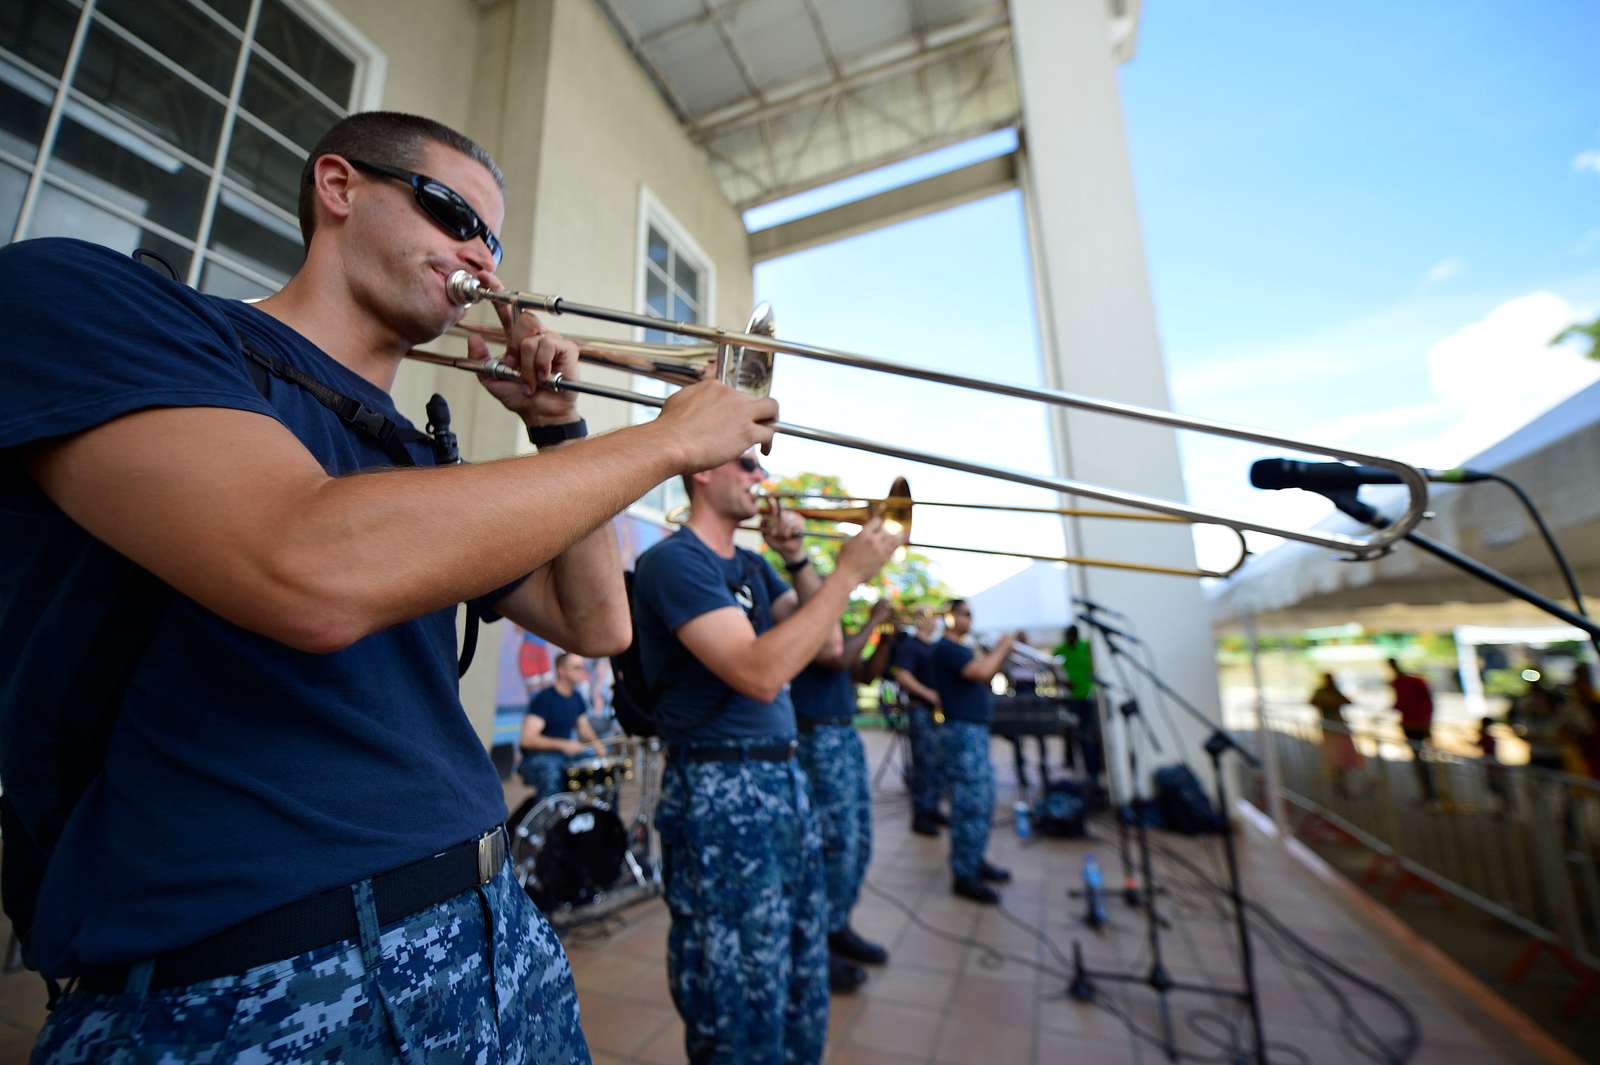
[518,653,607,800]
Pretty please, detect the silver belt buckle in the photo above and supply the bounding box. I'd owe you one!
[476,827,503,884]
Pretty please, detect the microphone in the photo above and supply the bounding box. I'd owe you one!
[1077,614,1140,644]
[1250,458,1489,492]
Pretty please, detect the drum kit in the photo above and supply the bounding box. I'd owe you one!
[505,735,665,928]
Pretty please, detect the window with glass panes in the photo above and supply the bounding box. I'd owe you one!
[0,0,378,300]
[635,218,709,516]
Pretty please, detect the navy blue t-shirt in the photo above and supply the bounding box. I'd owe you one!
[890,635,936,704]
[791,658,855,721]
[526,687,586,743]
[929,637,994,724]
[633,527,795,744]
[0,238,516,976]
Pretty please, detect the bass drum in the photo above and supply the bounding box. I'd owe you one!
[506,793,628,912]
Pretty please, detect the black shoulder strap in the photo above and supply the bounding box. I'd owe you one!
[239,343,429,469]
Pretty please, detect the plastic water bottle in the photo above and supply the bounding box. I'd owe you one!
[1013,799,1031,838]
[1083,853,1106,928]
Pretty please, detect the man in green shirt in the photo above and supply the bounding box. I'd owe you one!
[1053,625,1103,786]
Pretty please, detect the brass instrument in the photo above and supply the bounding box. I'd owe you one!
[406,272,1430,561]
[663,478,1249,579]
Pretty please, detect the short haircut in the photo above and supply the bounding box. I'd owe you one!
[946,599,968,613]
[679,473,696,503]
[297,111,505,247]
[555,652,582,670]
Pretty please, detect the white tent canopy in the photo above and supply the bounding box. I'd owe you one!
[1209,381,1600,634]
[965,559,1073,636]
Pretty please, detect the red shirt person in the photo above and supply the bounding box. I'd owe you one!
[1389,659,1437,800]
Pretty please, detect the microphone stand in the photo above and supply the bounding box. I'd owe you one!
[1321,491,1600,658]
[1069,613,1268,1065]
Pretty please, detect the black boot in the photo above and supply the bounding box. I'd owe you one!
[828,952,867,993]
[911,811,939,836]
[952,875,1000,904]
[978,860,1012,884]
[829,926,889,966]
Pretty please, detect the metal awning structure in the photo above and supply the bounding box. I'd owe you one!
[595,0,1141,211]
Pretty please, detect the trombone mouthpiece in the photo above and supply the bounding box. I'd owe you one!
[446,270,485,306]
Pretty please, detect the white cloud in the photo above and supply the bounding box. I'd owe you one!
[1576,150,1600,176]
[1422,257,1465,285]
[1414,291,1600,465]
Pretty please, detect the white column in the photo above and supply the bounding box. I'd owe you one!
[1012,0,1226,791]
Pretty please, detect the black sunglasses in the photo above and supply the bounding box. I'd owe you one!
[736,456,766,476]
[345,158,503,266]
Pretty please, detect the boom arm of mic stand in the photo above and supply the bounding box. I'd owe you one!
[1324,491,1600,645]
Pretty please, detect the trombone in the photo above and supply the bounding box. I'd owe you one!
[407,272,1430,560]
[663,479,1251,579]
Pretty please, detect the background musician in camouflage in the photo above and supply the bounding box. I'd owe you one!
[928,600,1015,905]
[633,451,900,1064]
[792,598,896,994]
[891,606,948,835]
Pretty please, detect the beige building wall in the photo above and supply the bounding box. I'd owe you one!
[328,0,752,745]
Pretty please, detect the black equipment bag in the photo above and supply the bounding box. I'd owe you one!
[1033,778,1088,838]
[609,571,662,737]
[1152,763,1220,835]
[609,552,767,738]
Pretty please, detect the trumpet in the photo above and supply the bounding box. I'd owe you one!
[406,273,1430,560]
[664,478,1250,579]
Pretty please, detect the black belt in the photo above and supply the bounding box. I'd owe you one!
[796,716,853,733]
[672,741,797,763]
[78,826,507,995]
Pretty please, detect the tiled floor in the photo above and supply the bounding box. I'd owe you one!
[0,730,1573,1064]
[554,731,1567,1065]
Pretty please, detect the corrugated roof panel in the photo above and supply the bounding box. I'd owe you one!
[645,23,751,115]
[612,0,702,39]
[814,0,915,61]
[592,0,1102,207]
[725,0,829,90]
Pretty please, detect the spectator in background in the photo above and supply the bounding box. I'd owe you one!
[1310,672,1362,798]
[1388,658,1437,801]
[1512,677,1575,774]
[1569,672,1600,780]
[1475,716,1508,813]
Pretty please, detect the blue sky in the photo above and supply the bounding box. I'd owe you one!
[749,2,1600,590]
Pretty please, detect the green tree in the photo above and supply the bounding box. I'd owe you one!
[1552,316,1600,360]
[756,470,955,630]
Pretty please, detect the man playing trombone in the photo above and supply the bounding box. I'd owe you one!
[791,598,897,994]
[930,600,1015,904]
[0,111,776,1063]
[632,451,901,1065]
[893,605,949,836]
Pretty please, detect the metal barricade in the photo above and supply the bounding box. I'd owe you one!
[1240,708,1600,979]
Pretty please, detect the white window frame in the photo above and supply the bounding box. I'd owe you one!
[6,0,385,294]
[629,183,716,523]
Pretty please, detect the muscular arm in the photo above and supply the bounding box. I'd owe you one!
[816,618,878,671]
[676,574,861,704]
[961,635,1015,683]
[892,667,940,706]
[25,397,746,655]
[494,518,627,657]
[576,714,606,755]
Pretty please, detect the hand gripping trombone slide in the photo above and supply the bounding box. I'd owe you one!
[409,271,1431,561]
